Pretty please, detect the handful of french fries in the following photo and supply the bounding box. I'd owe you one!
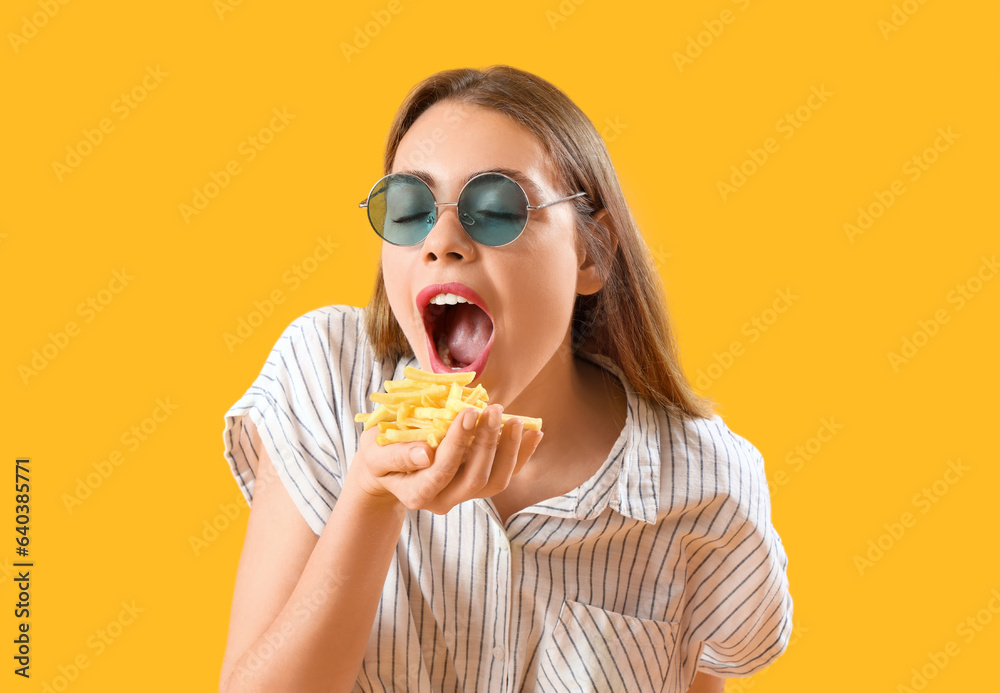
[354,367,542,448]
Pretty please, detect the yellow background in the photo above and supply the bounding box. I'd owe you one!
[2,0,997,690]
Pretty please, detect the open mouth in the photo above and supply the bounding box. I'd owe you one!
[418,284,495,376]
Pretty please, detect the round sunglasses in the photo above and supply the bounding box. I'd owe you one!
[358,171,587,247]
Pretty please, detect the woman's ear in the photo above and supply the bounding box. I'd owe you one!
[576,208,616,296]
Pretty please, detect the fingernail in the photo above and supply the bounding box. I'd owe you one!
[489,406,502,429]
[511,418,524,443]
[409,448,429,467]
[533,431,544,449]
[463,408,477,431]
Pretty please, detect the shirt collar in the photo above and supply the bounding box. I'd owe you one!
[566,351,662,525]
[396,352,663,525]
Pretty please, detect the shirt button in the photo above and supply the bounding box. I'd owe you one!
[493,646,506,660]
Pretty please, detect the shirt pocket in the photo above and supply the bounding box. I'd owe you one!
[535,599,679,692]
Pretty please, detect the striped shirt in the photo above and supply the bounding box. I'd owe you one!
[223,305,793,692]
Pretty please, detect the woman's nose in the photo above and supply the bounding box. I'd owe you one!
[422,204,477,263]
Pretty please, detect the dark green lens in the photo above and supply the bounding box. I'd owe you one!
[458,173,528,246]
[367,174,436,246]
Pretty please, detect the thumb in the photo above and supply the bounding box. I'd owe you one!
[371,442,433,476]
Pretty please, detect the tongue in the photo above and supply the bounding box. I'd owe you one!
[444,304,493,366]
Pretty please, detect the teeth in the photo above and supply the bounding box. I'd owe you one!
[435,327,470,370]
[429,293,469,306]
[429,292,471,370]
[436,332,454,367]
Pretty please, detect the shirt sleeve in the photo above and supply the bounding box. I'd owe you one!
[686,416,794,679]
[221,305,390,536]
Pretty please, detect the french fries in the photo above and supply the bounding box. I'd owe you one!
[354,367,542,448]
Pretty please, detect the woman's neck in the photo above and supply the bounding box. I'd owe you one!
[492,342,628,519]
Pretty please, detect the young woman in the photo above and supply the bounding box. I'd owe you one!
[219,65,792,692]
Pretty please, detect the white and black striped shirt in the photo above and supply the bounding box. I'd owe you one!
[223,305,793,692]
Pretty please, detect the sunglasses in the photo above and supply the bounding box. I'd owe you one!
[358,171,587,247]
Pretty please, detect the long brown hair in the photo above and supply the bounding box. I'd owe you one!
[365,65,715,420]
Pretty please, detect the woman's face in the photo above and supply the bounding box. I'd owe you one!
[381,100,590,406]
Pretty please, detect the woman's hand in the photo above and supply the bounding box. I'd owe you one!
[348,404,543,514]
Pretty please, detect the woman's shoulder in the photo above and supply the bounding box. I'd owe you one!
[577,350,767,521]
[274,304,382,367]
[255,304,409,408]
[646,403,769,518]
[661,408,764,470]
[579,350,764,477]
[277,304,368,352]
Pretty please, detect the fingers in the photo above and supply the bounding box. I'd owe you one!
[381,406,480,510]
[512,429,543,476]
[431,404,537,510]
[356,404,545,514]
[436,405,481,455]
[445,404,505,496]
[424,405,481,481]
[476,416,522,495]
[358,425,432,476]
